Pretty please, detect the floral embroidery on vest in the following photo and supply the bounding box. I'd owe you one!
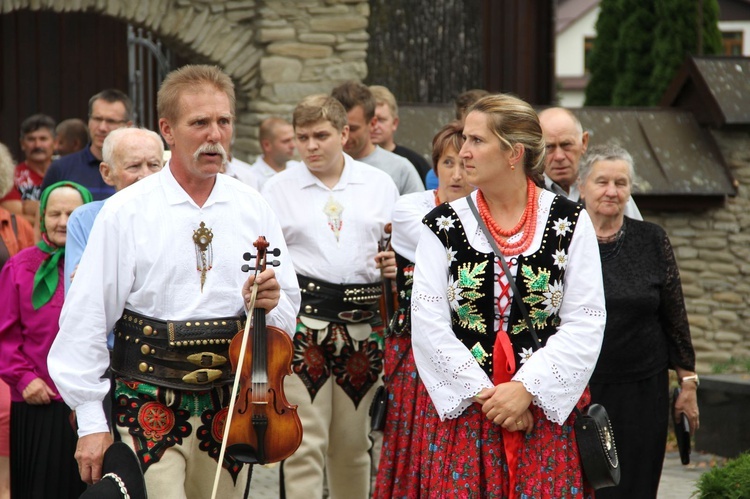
[424,195,582,379]
[448,261,487,333]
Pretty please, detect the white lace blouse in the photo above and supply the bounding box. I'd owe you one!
[411,189,606,424]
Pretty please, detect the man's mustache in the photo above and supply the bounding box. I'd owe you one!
[193,143,228,164]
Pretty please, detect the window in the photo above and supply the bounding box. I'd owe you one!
[584,36,595,73]
[721,31,743,56]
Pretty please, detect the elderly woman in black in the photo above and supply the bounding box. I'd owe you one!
[578,144,699,499]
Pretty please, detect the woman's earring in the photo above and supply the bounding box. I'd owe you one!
[510,163,516,171]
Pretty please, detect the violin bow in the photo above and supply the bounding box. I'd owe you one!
[210,260,262,499]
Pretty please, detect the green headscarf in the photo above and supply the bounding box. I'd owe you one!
[32,181,93,310]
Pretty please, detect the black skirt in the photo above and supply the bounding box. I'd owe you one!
[589,369,669,499]
[10,400,86,499]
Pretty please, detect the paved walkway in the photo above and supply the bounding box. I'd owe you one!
[658,450,721,499]
[246,450,719,498]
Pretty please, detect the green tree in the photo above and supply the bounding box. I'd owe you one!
[611,0,657,106]
[585,0,723,106]
[584,0,622,106]
[649,0,723,105]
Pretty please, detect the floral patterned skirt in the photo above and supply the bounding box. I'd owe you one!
[418,391,594,499]
[373,334,424,499]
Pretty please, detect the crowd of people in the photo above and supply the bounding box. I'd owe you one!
[0,64,701,499]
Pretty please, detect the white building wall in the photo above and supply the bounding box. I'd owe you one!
[556,6,600,78]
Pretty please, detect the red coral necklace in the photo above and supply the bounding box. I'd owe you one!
[477,177,538,256]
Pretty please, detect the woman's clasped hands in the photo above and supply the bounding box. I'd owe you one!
[475,381,535,434]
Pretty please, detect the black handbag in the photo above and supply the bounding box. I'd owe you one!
[671,387,691,465]
[369,385,388,431]
[573,403,620,489]
[467,197,620,490]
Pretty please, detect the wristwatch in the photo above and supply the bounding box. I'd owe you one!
[680,374,700,387]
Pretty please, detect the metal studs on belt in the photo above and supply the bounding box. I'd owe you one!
[143,325,153,336]
[139,362,149,373]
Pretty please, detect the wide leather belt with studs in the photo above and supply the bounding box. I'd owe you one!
[111,309,244,391]
[297,274,382,325]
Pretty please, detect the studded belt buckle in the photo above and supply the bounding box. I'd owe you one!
[182,369,223,384]
[337,309,374,323]
[186,352,227,368]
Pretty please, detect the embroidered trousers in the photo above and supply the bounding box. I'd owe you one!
[281,321,383,499]
[114,380,248,499]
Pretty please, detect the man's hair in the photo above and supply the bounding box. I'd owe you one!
[468,94,546,181]
[102,127,164,166]
[20,114,56,139]
[293,94,348,132]
[56,118,89,146]
[157,65,236,124]
[0,142,16,198]
[88,89,133,122]
[431,121,464,173]
[259,117,292,143]
[455,89,490,120]
[369,85,398,118]
[579,143,635,185]
[330,81,376,122]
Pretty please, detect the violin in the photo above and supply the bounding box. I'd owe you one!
[211,236,301,499]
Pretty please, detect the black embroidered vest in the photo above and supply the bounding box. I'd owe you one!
[423,195,582,380]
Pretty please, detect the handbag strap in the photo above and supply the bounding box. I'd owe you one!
[383,341,408,385]
[466,196,541,349]
[466,196,584,418]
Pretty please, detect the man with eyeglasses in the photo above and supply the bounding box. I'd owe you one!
[42,89,134,200]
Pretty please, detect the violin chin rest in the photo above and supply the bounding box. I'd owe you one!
[227,443,264,465]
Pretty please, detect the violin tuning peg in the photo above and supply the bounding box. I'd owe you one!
[241,264,251,272]
[271,260,281,267]
[271,248,281,257]
[243,252,253,261]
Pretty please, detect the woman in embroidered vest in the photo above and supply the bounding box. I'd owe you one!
[374,121,474,498]
[0,181,92,498]
[579,144,698,499]
[411,94,607,498]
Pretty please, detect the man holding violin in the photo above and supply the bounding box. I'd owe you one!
[261,94,398,498]
[48,65,301,498]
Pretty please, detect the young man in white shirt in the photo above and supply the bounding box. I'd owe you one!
[262,94,398,499]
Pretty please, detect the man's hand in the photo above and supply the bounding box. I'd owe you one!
[242,267,280,312]
[21,378,56,405]
[475,381,534,433]
[375,250,397,280]
[75,432,114,484]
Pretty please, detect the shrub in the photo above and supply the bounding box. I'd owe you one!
[695,452,750,498]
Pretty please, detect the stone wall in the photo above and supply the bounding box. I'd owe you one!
[644,130,750,373]
[0,0,370,161]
